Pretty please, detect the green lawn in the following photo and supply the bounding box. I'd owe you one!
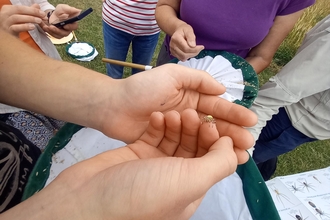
[49,0,330,178]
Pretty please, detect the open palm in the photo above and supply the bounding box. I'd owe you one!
[101,64,257,151]
[47,109,240,220]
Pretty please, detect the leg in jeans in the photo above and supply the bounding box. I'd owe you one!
[253,107,317,180]
[103,21,133,79]
[131,32,160,75]
[256,157,278,181]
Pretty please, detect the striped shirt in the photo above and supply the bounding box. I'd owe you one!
[102,0,160,36]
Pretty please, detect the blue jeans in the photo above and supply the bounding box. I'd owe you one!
[103,21,160,78]
[252,107,316,180]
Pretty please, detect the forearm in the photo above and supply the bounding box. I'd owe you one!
[155,1,186,36]
[0,181,82,220]
[245,56,271,74]
[0,30,115,131]
[246,11,305,74]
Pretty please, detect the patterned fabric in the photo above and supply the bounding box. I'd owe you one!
[0,111,65,150]
[0,121,41,213]
[102,0,160,36]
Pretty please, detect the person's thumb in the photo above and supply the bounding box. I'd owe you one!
[176,136,237,201]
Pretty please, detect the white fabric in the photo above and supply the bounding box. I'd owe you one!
[45,128,125,185]
[177,55,244,103]
[0,103,23,114]
[67,42,98,61]
[46,127,252,219]
[266,166,330,220]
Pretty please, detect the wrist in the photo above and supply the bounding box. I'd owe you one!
[0,182,82,220]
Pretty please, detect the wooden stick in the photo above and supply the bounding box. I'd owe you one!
[72,31,78,42]
[102,58,153,70]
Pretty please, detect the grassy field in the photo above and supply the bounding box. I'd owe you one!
[49,0,330,178]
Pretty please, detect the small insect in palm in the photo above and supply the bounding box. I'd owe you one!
[202,115,216,126]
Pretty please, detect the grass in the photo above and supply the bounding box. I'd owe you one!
[49,0,330,178]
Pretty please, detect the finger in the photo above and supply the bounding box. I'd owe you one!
[167,64,226,96]
[62,22,79,31]
[6,13,43,26]
[55,4,81,17]
[172,48,201,62]
[234,148,250,164]
[138,111,165,147]
[175,137,237,206]
[157,110,182,156]
[173,109,200,157]
[44,25,71,39]
[2,4,45,18]
[198,94,258,127]
[126,112,167,159]
[215,118,256,150]
[30,3,41,10]
[8,23,36,32]
[171,38,202,56]
[196,115,219,157]
[183,26,197,47]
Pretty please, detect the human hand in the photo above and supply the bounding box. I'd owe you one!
[3,109,243,220]
[40,4,80,39]
[170,23,205,61]
[0,4,46,37]
[99,64,257,156]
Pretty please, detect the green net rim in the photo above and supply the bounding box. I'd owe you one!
[65,42,96,59]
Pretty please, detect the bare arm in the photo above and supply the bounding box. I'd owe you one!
[245,10,304,73]
[0,29,115,130]
[155,0,183,36]
[155,0,204,61]
[0,29,256,148]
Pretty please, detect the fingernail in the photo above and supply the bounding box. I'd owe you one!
[34,18,42,23]
[39,10,46,17]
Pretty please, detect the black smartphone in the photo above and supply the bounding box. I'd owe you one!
[53,7,93,28]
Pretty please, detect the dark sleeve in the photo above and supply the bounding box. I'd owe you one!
[0,121,41,213]
[278,0,315,16]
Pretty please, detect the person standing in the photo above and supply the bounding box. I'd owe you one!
[0,1,80,149]
[247,14,330,180]
[155,0,315,74]
[102,0,160,78]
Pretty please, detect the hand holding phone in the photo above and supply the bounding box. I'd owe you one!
[52,8,93,28]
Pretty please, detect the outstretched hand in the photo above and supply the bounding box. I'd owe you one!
[2,109,244,220]
[100,64,257,154]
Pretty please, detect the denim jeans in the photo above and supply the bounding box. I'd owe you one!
[253,107,317,164]
[103,21,160,78]
[252,107,317,180]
